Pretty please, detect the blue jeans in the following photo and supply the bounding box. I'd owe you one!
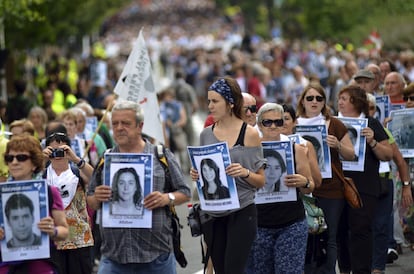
[316,197,345,274]
[97,253,176,274]
[372,178,394,271]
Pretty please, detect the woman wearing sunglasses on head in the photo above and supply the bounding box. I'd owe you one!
[245,103,315,274]
[296,82,355,274]
[42,125,95,274]
[0,135,68,274]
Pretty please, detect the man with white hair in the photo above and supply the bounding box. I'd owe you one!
[384,72,406,104]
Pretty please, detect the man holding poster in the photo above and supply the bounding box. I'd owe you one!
[87,100,191,274]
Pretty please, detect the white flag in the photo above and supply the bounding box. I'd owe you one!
[113,29,164,143]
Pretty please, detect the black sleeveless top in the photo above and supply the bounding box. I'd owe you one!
[212,122,247,147]
[257,143,305,228]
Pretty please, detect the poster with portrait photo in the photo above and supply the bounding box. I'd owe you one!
[375,95,390,124]
[388,108,414,158]
[102,153,153,228]
[70,138,84,159]
[255,141,297,204]
[0,180,50,262]
[187,142,240,211]
[295,125,332,178]
[337,117,367,171]
[85,116,98,134]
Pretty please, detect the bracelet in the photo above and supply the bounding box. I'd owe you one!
[303,180,311,188]
[77,159,86,169]
[370,140,378,149]
[242,169,250,179]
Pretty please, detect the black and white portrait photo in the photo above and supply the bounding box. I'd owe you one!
[110,167,144,216]
[262,149,288,193]
[200,158,230,200]
[4,192,41,248]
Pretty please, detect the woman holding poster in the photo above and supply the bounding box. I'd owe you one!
[191,76,266,274]
[245,103,315,273]
[0,135,68,273]
[296,83,355,274]
[336,85,392,273]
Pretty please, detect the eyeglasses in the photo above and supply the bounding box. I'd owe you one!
[403,95,414,102]
[305,95,324,102]
[244,105,257,113]
[4,154,31,163]
[261,119,284,127]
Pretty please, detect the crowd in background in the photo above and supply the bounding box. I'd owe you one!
[1,1,414,273]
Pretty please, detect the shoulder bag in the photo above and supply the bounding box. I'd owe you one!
[332,164,363,209]
[301,194,328,234]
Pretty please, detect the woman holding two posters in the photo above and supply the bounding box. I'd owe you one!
[0,135,68,273]
[245,103,315,273]
[296,83,355,274]
[190,76,266,274]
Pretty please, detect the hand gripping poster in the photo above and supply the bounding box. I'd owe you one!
[187,142,240,211]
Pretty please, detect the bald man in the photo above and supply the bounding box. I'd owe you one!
[384,72,406,103]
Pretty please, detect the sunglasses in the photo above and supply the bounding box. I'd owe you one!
[244,105,257,113]
[261,119,284,127]
[47,132,67,139]
[305,95,324,102]
[403,95,414,102]
[4,154,31,163]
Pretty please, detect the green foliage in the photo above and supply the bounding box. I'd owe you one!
[2,0,130,49]
[217,0,414,48]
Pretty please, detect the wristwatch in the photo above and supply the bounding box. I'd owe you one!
[168,192,176,206]
[403,181,411,187]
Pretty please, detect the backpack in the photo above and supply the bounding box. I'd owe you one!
[154,144,188,268]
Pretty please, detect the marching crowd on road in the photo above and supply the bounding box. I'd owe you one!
[1,1,414,274]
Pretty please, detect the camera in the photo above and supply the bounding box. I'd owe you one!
[50,148,65,158]
[187,205,202,237]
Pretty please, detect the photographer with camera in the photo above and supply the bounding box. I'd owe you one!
[42,124,94,274]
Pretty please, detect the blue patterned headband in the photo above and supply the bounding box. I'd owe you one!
[209,78,234,104]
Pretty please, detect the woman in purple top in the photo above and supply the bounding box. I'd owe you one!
[0,135,68,274]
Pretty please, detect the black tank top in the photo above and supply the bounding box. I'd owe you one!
[212,122,247,147]
[234,122,247,146]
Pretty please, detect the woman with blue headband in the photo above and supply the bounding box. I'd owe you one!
[190,76,266,274]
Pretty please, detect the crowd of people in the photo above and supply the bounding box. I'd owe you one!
[0,1,414,274]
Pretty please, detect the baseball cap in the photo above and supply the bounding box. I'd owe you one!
[354,69,375,80]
